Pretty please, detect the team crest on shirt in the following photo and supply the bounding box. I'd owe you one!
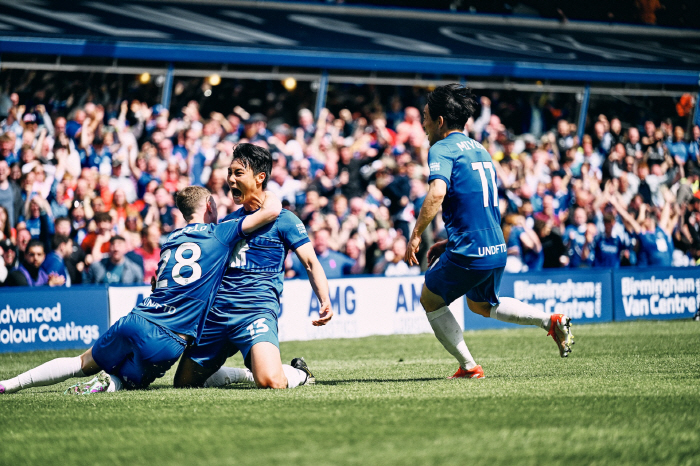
[429,162,440,172]
[296,223,307,235]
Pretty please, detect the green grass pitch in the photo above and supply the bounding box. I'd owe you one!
[1,320,699,466]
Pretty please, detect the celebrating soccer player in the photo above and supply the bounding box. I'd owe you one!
[0,186,282,394]
[174,143,332,390]
[405,84,574,379]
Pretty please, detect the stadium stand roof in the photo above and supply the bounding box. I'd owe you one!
[0,0,699,86]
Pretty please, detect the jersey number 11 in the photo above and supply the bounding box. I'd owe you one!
[471,161,498,207]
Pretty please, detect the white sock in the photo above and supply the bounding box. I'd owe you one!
[489,297,550,329]
[1,357,84,394]
[427,306,477,370]
[282,364,308,388]
[203,366,255,388]
[106,375,123,392]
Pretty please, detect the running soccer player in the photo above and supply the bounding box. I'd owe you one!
[174,144,332,390]
[405,84,574,380]
[0,186,281,394]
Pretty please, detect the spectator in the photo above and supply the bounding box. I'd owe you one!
[54,216,84,285]
[291,228,354,279]
[373,236,420,276]
[141,187,175,234]
[4,239,63,287]
[41,234,73,286]
[593,212,629,268]
[0,159,21,228]
[134,223,162,284]
[613,198,673,267]
[1,238,18,275]
[81,211,113,262]
[625,127,643,159]
[83,235,143,284]
[108,158,137,203]
[21,195,54,250]
[535,218,569,268]
[667,126,689,174]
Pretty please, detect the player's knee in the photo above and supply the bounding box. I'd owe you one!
[467,299,492,318]
[255,372,287,389]
[79,349,100,375]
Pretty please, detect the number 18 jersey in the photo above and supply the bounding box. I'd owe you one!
[428,132,506,270]
[132,219,244,340]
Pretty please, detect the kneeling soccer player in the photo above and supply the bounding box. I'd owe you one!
[174,143,332,391]
[405,84,574,379]
[0,186,281,395]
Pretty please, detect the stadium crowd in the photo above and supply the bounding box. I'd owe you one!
[0,77,698,287]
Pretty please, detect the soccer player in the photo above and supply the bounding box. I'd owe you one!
[405,84,574,380]
[0,186,281,394]
[174,144,332,390]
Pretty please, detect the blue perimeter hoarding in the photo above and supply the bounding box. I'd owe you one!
[0,267,697,353]
[464,269,614,330]
[0,286,110,353]
[614,267,700,321]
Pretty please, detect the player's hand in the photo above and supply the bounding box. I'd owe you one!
[427,239,448,266]
[312,301,333,326]
[151,276,157,292]
[405,234,421,266]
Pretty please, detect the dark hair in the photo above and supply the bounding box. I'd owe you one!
[94,212,112,224]
[603,212,616,224]
[25,239,45,253]
[51,234,71,251]
[55,216,71,226]
[426,84,478,130]
[232,143,272,189]
[109,235,126,245]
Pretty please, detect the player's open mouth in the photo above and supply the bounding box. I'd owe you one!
[230,188,243,198]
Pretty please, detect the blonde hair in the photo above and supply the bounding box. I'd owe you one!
[176,186,211,222]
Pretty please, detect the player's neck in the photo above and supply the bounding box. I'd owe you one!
[187,214,206,224]
[442,129,462,140]
[242,191,265,212]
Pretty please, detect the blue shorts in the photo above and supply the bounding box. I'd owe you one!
[92,313,187,390]
[425,255,504,306]
[188,308,279,371]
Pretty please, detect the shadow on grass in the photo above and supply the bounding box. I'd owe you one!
[317,377,439,385]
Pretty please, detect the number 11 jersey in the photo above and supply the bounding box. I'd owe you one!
[428,132,506,270]
[132,219,245,340]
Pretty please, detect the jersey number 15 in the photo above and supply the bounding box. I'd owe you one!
[156,242,203,289]
[471,161,498,208]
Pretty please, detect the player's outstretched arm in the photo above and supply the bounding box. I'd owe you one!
[294,242,333,326]
[405,179,447,266]
[241,191,282,234]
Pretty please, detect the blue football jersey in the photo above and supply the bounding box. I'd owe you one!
[428,132,506,269]
[212,209,310,315]
[132,219,244,339]
[636,227,672,267]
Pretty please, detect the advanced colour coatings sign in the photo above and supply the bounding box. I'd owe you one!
[614,267,700,321]
[0,286,109,353]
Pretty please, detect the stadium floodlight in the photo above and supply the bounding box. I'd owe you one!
[282,77,297,91]
[207,74,222,86]
[139,72,151,84]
